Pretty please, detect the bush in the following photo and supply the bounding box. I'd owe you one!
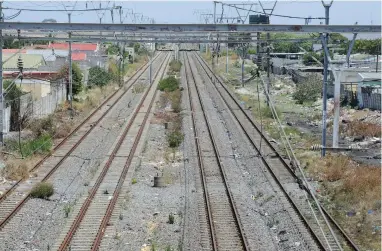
[167,131,184,148]
[169,89,182,113]
[88,66,112,87]
[158,76,179,92]
[345,121,381,138]
[5,134,53,157]
[106,44,119,55]
[260,105,281,119]
[30,182,54,199]
[167,213,175,224]
[293,75,322,104]
[1,161,29,180]
[29,115,56,137]
[169,59,182,73]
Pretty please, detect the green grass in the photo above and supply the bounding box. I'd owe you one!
[5,134,53,157]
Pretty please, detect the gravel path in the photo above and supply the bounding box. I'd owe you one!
[98,53,187,251]
[0,53,167,251]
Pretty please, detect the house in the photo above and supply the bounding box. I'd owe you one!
[3,54,46,71]
[357,72,381,109]
[14,78,51,99]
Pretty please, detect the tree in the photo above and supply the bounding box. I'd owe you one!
[88,66,111,87]
[106,44,119,55]
[3,80,31,131]
[58,63,83,99]
[133,43,140,54]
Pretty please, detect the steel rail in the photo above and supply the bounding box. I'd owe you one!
[193,52,326,250]
[0,52,162,230]
[91,52,171,251]
[185,52,249,251]
[58,52,171,251]
[182,52,218,251]
[0,22,380,33]
[193,52,359,251]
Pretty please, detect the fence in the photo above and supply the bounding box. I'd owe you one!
[2,79,67,134]
[327,84,381,110]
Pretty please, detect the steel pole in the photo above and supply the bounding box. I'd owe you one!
[68,13,73,118]
[332,70,342,148]
[241,48,244,87]
[226,42,228,73]
[0,1,3,144]
[321,4,330,157]
[266,32,270,106]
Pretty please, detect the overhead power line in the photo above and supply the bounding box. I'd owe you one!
[218,2,326,20]
[2,6,115,12]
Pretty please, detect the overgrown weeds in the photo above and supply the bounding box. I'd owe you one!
[158,76,179,92]
[1,160,29,180]
[132,83,146,94]
[29,115,56,138]
[169,59,182,73]
[30,182,54,199]
[169,89,182,113]
[5,134,53,157]
[345,120,381,138]
[167,131,184,148]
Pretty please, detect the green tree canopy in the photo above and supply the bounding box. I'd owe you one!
[58,63,83,97]
[88,66,111,87]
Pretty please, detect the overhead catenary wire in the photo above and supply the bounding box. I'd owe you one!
[217,1,326,20]
[258,73,344,250]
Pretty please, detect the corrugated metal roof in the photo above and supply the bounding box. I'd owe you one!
[3,49,26,53]
[26,50,57,62]
[15,78,50,85]
[3,54,46,70]
[48,43,98,51]
[72,52,87,61]
[358,72,382,81]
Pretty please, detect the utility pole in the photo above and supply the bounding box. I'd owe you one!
[241,46,245,87]
[0,0,3,144]
[68,13,73,118]
[321,0,333,157]
[213,1,217,65]
[266,32,270,105]
[226,37,229,73]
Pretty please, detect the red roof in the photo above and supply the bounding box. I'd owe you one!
[3,49,26,53]
[72,52,87,61]
[47,43,98,51]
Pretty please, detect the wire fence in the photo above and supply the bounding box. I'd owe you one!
[2,79,67,133]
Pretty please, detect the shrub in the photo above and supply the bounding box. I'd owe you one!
[170,89,182,113]
[88,66,112,87]
[167,213,175,224]
[293,75,322,104]
[260,105,280,119]
[158,76,179,92]
[345,121,381,138]
[132,178,137,184]
[167,131,184,148]
[1,161,29,180]
[169,59,182,73]
[30,182,54,199]
[29,115,56,137]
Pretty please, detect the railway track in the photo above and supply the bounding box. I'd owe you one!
[192,51,358,251]
[0,52,163,230]
[53,52,171,251]
[184,52,248,251]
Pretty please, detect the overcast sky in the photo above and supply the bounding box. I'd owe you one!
[3,1,381,24]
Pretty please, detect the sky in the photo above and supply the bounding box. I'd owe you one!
[3,1,381,25]
[2,1,381,38]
